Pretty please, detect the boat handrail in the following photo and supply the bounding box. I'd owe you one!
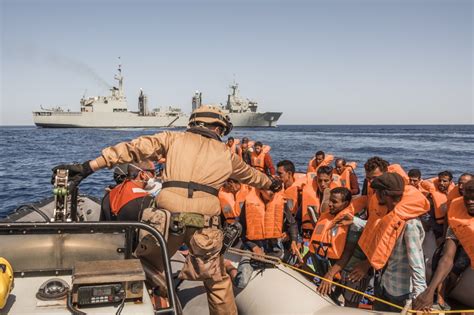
[0,221,178,315]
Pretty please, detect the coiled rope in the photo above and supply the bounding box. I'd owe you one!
[228,248,474,314]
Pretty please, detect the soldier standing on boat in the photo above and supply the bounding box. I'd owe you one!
[52,105,282,315]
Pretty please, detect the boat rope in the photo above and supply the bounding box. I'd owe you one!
[228,248,474,314]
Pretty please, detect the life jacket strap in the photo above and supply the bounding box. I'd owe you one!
[162,181,219,198]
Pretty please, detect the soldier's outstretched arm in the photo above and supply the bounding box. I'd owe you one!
[230,154,274,190]
[52,132,172,186]
[91,132,171,170]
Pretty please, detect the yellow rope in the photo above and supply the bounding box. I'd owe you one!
[281,262,474,314]
[228,247,474,314]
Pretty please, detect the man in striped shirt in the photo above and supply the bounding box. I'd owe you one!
[355,173,428,312]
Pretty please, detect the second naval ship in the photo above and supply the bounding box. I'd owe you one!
[33,64,282,128]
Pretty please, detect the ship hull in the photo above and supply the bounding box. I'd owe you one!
[33,111,189,128]
[33,111,282,128]
[228,111,282,127]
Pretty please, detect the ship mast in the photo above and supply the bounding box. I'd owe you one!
[114,57,124,98]
[227,80,239,111]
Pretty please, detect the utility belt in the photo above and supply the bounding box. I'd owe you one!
[162,181,219,198]
[169,212,220,234]
[140,208,221,240]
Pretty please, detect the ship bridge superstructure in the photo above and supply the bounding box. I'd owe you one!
[226,83,258,113]
[80,63,128,113]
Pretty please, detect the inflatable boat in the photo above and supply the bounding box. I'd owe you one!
[0,193,472,314]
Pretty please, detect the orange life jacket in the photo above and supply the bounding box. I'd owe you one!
[352,195,368,215]
[332,162,357,190]
[250,151,266,172]
[447,197,474,269]
[307,154,334,173]
[358,185,429,270]
[424,177,455,224]
[226,139,240,155]
[309,204,354,259]
[431,190,449,225]
[218,184,249,223]
[300,176,340,231]
[366,164,409,199]
[282,173,306,213]
[447,186,461,212]
[245,189,285,240]
[109,180,149,215]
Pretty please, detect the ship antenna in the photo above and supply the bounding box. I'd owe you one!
[231,74,238,96]
[115,56,124,97]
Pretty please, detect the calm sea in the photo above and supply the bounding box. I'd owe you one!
[1,125,472,217]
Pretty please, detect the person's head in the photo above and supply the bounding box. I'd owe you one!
[113,163,129,184]
[276,160,295,188]
[371,172,405,211]
[328,187,352,216]
[128,161,156,188]
[316,166,333,191]
[364,156,389,182]
[223,178,241,194]
[408,169,422,188]
[463,180,474,216]
[437,170,453,193]
[458,173,473,196]
[241,137,249,149]
[334,158,347,175]
[315,151,325,166]
[188,105,233,137]
[254,141,263,155]
[226,137,235,147]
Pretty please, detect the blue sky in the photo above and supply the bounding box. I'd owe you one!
[1,0,472,125]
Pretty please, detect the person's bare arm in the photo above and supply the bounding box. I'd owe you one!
[318,240,357,295]
[413,238,457,311]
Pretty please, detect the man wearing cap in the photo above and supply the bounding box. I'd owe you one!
[355,173,429,311]
[52,105,281,315]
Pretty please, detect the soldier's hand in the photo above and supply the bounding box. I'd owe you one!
[268,177,283,193]
[51,161,94,186]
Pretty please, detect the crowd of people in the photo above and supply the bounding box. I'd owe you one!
[219,137,473,313]
[56,105,473,315]
[97,133,473,313]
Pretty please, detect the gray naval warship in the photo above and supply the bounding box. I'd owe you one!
[33,64,282,128]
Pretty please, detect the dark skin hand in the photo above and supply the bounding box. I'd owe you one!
[348,259,371,282]
[413,238,457,312]
[291,241,304,264]
[318,235,358,296]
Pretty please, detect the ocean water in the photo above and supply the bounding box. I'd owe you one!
[0,125,473,217]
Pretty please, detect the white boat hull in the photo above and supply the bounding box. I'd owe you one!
[33,111,282,128]
[33,111,189,128]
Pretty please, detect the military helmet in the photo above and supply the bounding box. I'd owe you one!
[188,105,233,136]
